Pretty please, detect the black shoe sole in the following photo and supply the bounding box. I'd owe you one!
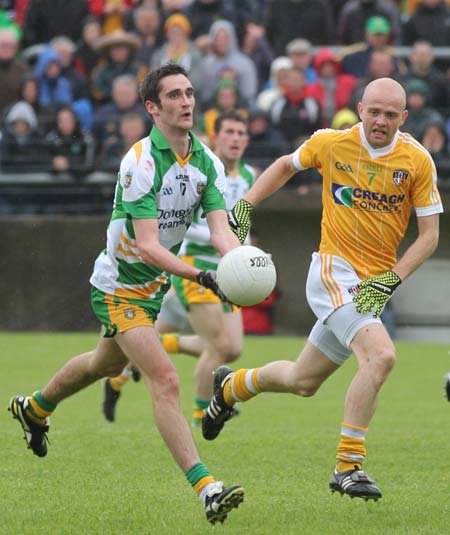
[206,486,245,524]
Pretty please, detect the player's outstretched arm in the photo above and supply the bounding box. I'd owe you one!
[227,153,298,243]
[244,153,298,207]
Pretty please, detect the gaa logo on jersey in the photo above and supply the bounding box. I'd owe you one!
[123,171,133,188]
[124,308,136,320]
[393,169,408,186]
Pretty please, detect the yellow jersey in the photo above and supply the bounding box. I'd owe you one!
[293,123,443,279]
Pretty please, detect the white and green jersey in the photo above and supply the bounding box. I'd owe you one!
[179,161,256,264]
[90,126,226,301]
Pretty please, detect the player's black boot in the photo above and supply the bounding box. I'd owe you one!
[202,366,235,441]
[8,395,49,457]
[203,481,245,524]
[444,372,450,401]
[329,467,382,501]
[102,379,121,422]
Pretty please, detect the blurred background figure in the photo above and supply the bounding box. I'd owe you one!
[330,107,359,130]
[337,0,401,45]
[244,107,289,172]
[150,13,202,89]
[402,77,444,139]
[400,41,449,116]
[264,0,335,56]
[306,47,356,128]
[256,56,293,113]
[285,38,317,84]
[97,111,146,173]
[0,101,47,172]
[0,27,27,115]
[91,30,147,104]
[420,120,450,188]
[197,19,258,108]
[74,16,102,80]
[200,79,248,147]
[270,66,321,151]
[92,74,151,159]
[44,105,94,179]
[239,19,274,92]
[402,0,450,50]
[22,0,90,48]
[127,5,162,65]
[341,15,393,79]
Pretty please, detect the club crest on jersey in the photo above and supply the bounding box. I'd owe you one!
[124,308,135,320]
[197,183,206,195]
[123,171,133,188]
[393,169,408,186]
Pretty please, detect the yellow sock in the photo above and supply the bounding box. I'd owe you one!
[223,368,261,406]
[110,374,128,392]
[160,333,180,354]
[336,422,368,472]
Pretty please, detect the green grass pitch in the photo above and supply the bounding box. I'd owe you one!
[2,332,450,535]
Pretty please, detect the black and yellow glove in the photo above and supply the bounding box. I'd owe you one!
[197,270,229,303]
[353,270,401,318]
[228,199,253,244]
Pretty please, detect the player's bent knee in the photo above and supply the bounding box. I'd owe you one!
[151,369,181,401]
[291,379,320,398]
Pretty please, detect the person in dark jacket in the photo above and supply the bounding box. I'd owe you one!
[23,0,90,47]
[0,101,49,172]
[44,105,93,179]
[402,0,450,48]
[0,27,27,115]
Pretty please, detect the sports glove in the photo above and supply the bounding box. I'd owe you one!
[228,199,254,244]
[197,270,229,303]
[352,270,401,318]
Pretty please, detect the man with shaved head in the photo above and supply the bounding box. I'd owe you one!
[202,77,443,501]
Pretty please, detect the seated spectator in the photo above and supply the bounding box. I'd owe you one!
[34,46,74,116]
[92,74,151,153]
[200,79,249,147]
[239,20,274,92]
[44,105,94,179]
[0,101,49,172]
[337,0,401,45]
[401,78,444,139]
[127,5,162,65]
[306,48,356,128]
[151,13,203,90]
[270,66,321,150]
[341,15,393,79]
[0,27,27,115]
[331,107,359,130]
[400,40,449,116]
[348,49,398,111]
[244,107,289,171]
[420,120,450,186]
[49,36,93,129]
[74,16,102,80]
[100,0,133,34]
[402,0,450,49]
[285,38,317,84]
[256,56,293,113]
[16,74,54,134]
[196,19,258,109]
[97,111,147,173]
[91,30,148,104]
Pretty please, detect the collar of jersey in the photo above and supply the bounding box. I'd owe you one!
[358,122,399,159]
[150,126,203,153]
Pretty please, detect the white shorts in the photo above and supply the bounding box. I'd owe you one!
[158,292,190,331]
[306,252,381,365]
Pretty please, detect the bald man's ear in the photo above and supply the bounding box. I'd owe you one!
[400,109,408,125]
[357,102,363,120]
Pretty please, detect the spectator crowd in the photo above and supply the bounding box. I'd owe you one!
[0,0,450,191]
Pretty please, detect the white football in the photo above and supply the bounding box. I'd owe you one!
[216,245,277,306]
